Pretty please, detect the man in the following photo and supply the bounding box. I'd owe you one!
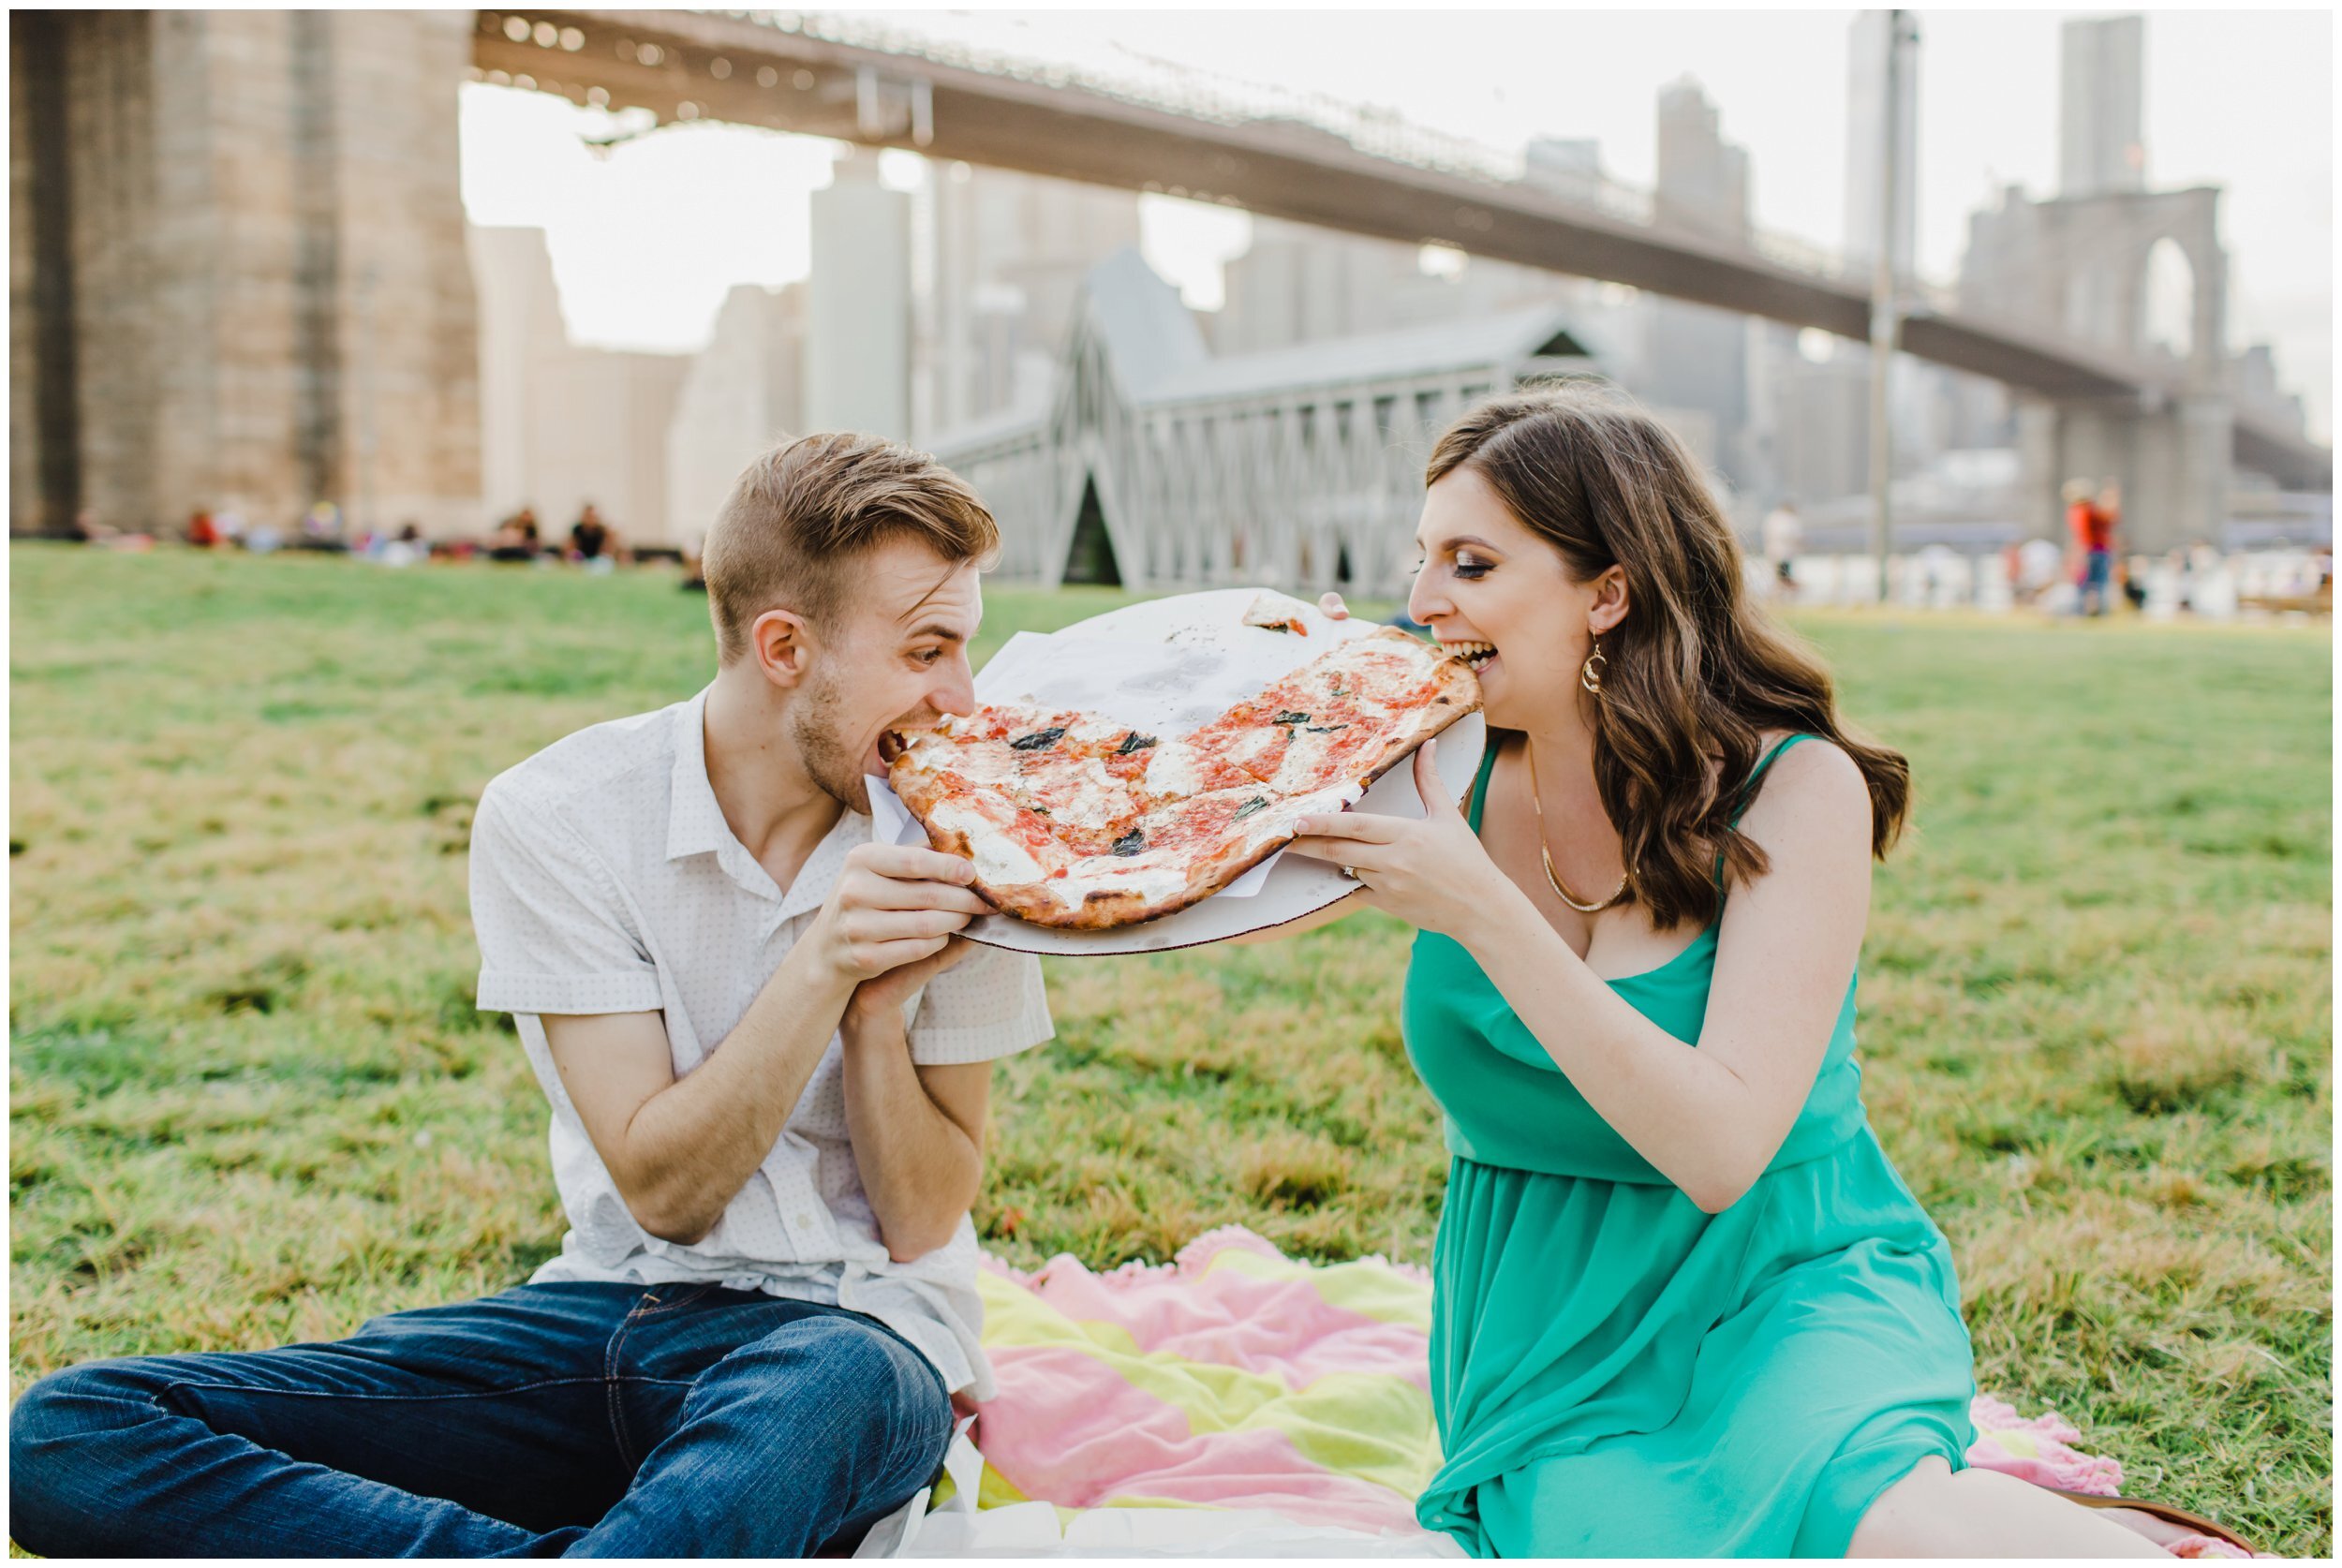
[10,433,1053,1555]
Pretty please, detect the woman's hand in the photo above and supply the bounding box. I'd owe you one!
[1317,591,1351,621]
[1283,739,1523,943]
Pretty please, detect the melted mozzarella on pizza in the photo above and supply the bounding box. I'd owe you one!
[923,788,1063,888]
[1009,755,1132,828]
[1137,736,1257,800]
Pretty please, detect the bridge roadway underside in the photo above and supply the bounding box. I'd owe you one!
[482,9,2327,492]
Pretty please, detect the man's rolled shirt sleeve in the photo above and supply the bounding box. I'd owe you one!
[904,942,1054,1066]
[470,781,664,1016]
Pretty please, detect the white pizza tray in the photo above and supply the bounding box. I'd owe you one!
[866,587,1486,956]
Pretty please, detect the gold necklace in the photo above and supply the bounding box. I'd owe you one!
[1524,739,1629,914]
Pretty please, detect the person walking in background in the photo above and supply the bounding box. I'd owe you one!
[2092,481,2124,614]
[2068,479,2117,616]
[1761,500,1802,603]
[2061,480,2092,602]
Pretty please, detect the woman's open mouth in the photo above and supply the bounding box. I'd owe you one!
[1443,640,1499,673]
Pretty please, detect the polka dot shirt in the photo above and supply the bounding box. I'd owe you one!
[470,686,1054,1398]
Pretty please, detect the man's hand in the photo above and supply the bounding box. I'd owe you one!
[847,935,978,1023]
[806,844,992,994]
[542,851,985,1248]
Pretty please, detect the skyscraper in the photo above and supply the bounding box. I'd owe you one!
[1653,79,1750,243]
[665,282,806,551]
[2059,14,2145,198]
[925,163,1142,438]
[805,150,912,440]
[1646,80,1752,485]
[1521,138,1606,207]
[469,226,688,544]
[1212,216,1594,362]
[1837,10,1954,489]
[1843,9,1918,275]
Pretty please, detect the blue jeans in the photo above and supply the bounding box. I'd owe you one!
[2081,548,2112,614]
[9,1281,954,1557]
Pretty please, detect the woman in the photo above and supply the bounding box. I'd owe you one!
[1279,388,2239,1557]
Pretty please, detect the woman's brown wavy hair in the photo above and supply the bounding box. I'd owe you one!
[1426,383,1910,930]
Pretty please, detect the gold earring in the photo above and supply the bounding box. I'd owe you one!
[1581,638,1607,697]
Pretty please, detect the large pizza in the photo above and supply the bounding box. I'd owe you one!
[885,625,1483,929]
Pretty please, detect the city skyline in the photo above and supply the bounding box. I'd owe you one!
[457,8,2333,442]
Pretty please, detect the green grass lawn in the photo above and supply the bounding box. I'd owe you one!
[9,543,2332,1552]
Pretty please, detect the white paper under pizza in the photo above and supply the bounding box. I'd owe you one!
[864,587,1488,956]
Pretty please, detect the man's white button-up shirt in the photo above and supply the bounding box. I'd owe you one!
[470,686,1053,1398]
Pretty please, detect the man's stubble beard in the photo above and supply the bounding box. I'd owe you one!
[789,664,874,815]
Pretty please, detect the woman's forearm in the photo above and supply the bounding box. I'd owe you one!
[1458,901,1773,1210]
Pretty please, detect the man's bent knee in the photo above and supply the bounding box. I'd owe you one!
[728,1320,947,1530]
[9,1360,164,1552]
[576,1316,951,1557]
[747,1317,948,1476]
[785,1324,951,1549]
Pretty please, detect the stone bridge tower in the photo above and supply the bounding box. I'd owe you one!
[1955,14,2233,555]
[10,10,481,538]
[1961,182,2232,556]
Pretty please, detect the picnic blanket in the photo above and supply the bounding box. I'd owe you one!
[855,1226,2246,1557]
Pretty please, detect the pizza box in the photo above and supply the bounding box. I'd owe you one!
[866,587,1487,956]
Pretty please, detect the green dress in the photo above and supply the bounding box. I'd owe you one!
[1404,734,1976,1558]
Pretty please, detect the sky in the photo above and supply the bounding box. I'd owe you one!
[459,7,2334,440]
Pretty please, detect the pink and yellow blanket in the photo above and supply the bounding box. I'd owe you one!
[863,1226,2244,1557]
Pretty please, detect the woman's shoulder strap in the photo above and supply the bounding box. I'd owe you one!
[1466,735,1503,829]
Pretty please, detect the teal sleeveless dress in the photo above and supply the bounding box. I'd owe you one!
[1403,735,1976,1558]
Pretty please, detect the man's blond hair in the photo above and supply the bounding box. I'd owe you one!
[704,432,1000,663]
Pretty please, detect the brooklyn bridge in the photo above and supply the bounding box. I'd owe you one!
[11,8,2329,556]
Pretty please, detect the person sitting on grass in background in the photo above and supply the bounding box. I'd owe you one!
[488,505,541,563]
[1267,385,2255,1558]
[571,503,621,573]
[9,433,1053,1558]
